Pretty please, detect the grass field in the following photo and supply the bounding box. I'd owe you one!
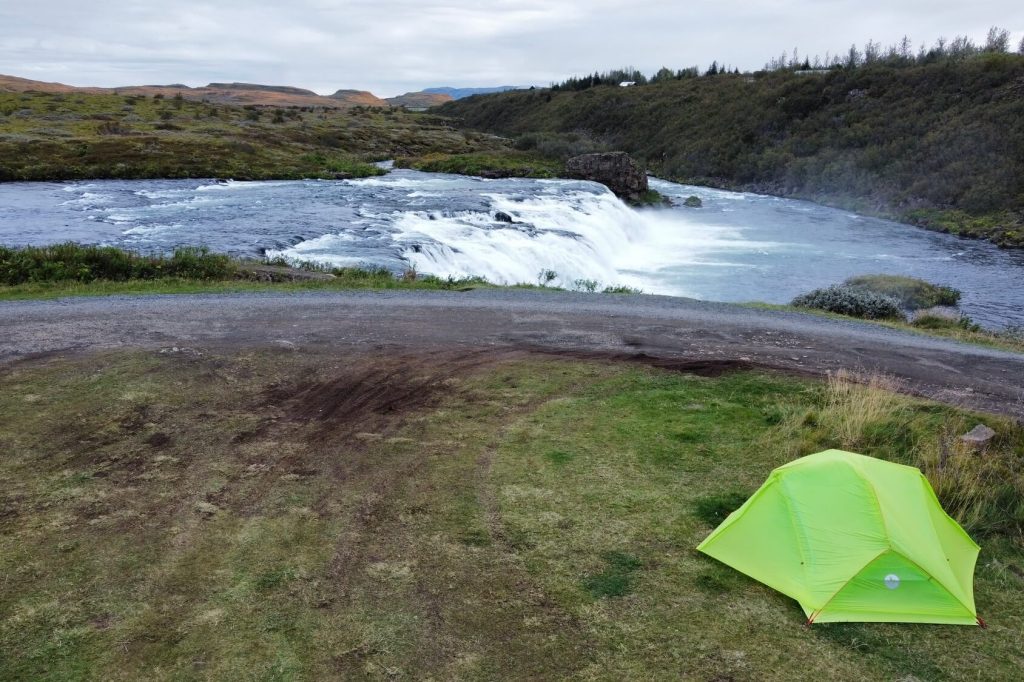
[1,349,1022,680]
[0,91,508,181]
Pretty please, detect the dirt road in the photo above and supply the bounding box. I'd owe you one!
[2,289,1022,416]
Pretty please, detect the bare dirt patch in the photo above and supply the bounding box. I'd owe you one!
[263,349,528,437]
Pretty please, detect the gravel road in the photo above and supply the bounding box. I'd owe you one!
[2,289,1023,417]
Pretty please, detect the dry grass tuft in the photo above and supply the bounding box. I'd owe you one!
[916,424,1024,536]
[813,369,1024,537]
[820,370,906,449]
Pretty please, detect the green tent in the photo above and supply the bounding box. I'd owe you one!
[697,449,981,625]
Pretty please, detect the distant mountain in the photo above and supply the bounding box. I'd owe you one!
[206,83,320,96]
[423,86,527,100]
[0,74,388,108]
[0,74,107,94]
[327,89,389,107]
[385,91,453,108]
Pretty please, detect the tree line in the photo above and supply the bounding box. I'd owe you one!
[550,27,1023,91]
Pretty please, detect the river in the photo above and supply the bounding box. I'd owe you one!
[1,170,1022,328]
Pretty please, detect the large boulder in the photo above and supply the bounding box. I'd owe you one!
[566,152,648,202]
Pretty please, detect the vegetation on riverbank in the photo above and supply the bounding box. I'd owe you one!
[0,91,508,181]
[0,243,237,285]
[394,151,564,178]
[1,349,1022,679]
[843,274,961,310]
[0,244,599,300]
[792,275,962,320]
[776,274,1024,351]
[747,301,1024,354]
[439,50,1024,247]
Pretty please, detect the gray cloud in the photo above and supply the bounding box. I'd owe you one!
[1,1,1021,96]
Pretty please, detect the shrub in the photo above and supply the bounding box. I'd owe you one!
[912,314,981,332]
[633,190,666,206]
[792,284,903,319]
[844,275,960,310]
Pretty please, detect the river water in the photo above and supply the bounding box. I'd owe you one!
[1,170,1022,328]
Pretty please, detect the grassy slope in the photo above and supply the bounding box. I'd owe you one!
[1,351,1022,680]
[0,91,508,181]
[439,54,1024,247]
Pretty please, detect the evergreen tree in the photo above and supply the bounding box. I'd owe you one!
[652,67,675,83]
[846,44,861,68]
[985,26,1010,52]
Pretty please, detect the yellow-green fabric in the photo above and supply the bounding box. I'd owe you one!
[697,450,980,625]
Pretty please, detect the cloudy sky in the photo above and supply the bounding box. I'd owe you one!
[2,1,1022,97]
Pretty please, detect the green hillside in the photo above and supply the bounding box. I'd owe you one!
[0,90,506,181]
[439,53,1024,247]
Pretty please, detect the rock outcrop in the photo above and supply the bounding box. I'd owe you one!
[565,152,648,202]
[960,424,996,449]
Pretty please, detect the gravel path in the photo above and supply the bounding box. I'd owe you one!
[2,289,1023,417]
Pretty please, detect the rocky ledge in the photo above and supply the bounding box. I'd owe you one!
[566,152,648,203]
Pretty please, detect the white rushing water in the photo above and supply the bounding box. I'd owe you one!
[268,176,780,294]
[2,171,1023,328]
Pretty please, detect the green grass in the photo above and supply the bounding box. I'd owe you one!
[0,271,564,301]
[1,351,1022,679]
[0,243,235,285]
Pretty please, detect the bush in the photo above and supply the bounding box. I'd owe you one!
[0,243,235,285]
[513,131,608,160]
[844,275,960,310]
[792,284,903,319]
[912,314,980,332]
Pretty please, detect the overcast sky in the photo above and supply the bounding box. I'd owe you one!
[2,1,1022,97]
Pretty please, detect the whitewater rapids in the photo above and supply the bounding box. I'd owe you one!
[2,170,1023,328]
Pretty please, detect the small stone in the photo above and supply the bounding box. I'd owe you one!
[494,211,514,223]
[960,424,996,448]
[194,501,219,517]
[272,339,298,351]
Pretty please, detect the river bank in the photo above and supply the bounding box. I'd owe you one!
[4,173,1024,329]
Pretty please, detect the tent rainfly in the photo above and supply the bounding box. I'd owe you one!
[697,449,982,625]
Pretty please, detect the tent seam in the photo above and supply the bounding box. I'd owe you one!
[776,474,812,587]
[809,549,887,623]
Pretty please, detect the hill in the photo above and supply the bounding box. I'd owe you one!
[438,53,1024,247]
[0,74,388,109]
[385,91,453,108]
[0,89,508,181]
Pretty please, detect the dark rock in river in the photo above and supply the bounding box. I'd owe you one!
[565,152,648,203]
[494,211,514,223]
[683,195,703,208]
